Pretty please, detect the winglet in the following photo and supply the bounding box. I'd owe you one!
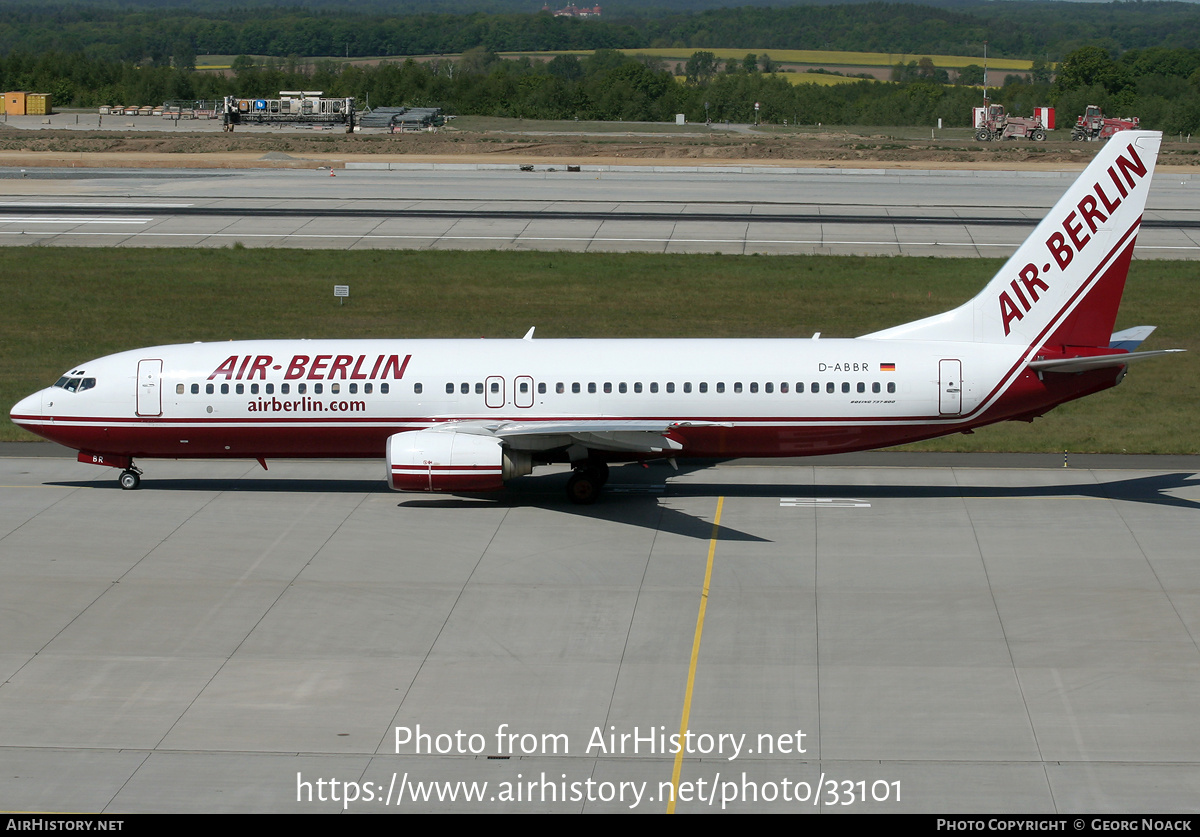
[523,327,535,340]
[1109,325,1156,351]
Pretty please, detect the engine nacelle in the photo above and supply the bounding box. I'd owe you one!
[386,429,531,492]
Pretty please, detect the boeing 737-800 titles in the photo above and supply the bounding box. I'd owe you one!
[10,131,1181,503]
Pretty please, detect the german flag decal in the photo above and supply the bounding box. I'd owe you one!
[880,362,896,372]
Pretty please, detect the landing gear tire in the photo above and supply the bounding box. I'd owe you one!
[119,469,141,490]
[566,471,600,505]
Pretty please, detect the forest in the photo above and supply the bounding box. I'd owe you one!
[0,3,1198,133]
[2,2,1200,64]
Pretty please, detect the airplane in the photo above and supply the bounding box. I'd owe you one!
[10,130,1182,504]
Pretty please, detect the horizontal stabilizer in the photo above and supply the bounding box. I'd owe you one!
[1027,349,1184,373]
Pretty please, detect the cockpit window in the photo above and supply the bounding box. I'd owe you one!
[53,376,95,393]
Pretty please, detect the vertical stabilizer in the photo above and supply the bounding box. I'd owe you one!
[864,131,1160,349]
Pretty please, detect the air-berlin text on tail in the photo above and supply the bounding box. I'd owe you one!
[999,141,1148,336]
[207,353,412,381]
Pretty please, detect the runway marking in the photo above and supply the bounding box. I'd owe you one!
[780,497,871,507]
[667,494,724,814]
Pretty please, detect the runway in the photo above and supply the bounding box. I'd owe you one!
[0,164,1197,256]
[2,450,1198,812]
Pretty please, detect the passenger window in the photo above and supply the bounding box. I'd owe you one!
[191,383,199,394]
[330,383,338,394]
[413,383,422,394]
[825,382,834,393]
[572,383,580,394]
[266,383,275,395]
[520,382,529,393]
[634,382,642,393]
[538,383,546,394]
[618,383,626,394]
[381,383,389,394]
[887,382,896,393]
[666,383,675,393]
[206,383,215,395]
[490,382,499,394]
[683,382,692,393]
[281,383,290,395]
[841,382,849,393]
[734,382,743,393]
[446,383,455,394]
[588,383,596,394]
[236,383,245,394]
[750,382,759,393]
[348,383,357,394]
[781,382,789,393]
[298,383,306,395]
[252,384,260,394]
[475,383,483,395]
[176,383,185,394]
[699,382,707,393]
[717,382,725,393]
[650,383,658,393]
[556,382,565,394]
[765,382,773,393]
[461,383,469,394]
[603,382,611,394]
[365,383,373,394]
[315,383,323,394]
[857,383,865,393]
[872,382,880,393]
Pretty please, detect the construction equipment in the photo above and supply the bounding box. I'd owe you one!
[1071,105,1139,141]
[972,104,1052,141]
[221,92,355,132]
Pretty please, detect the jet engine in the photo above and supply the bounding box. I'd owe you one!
[386,429,531,492]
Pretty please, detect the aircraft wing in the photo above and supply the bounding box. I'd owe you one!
[1027,349,1185,374]
[437,419,732,454]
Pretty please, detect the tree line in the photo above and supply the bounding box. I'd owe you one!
[3,2,1200,68]
[4,44,1199,135]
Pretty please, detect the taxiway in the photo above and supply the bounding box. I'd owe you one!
[2,451,1198,812]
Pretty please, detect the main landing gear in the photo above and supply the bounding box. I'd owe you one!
[118,465,143,490]
[566,460,609,505]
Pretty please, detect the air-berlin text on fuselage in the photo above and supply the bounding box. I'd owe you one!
[207,354,412,381]
[998,141,1148,336]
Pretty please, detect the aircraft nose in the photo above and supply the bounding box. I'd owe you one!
[10,390,43,424]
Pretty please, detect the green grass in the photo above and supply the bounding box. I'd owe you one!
[3,248,1195,452]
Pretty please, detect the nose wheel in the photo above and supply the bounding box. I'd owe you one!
[119,467,142,490]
